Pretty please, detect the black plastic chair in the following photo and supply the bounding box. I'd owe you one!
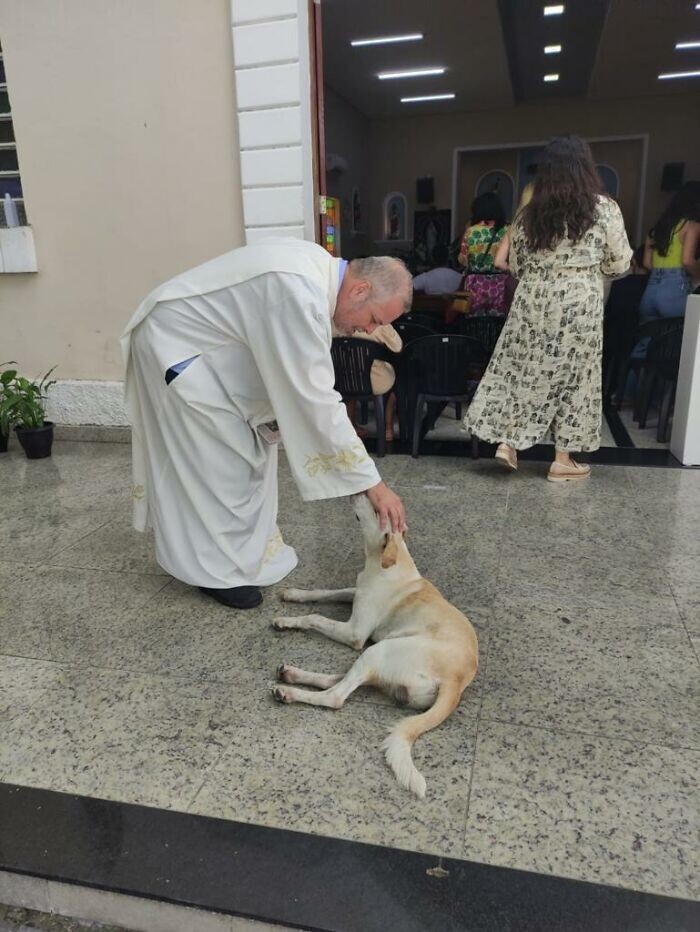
[614,318,682,414]
[393,321,434,346]
[453,316,505,356]
[403,334,487,458]
[636,323,684,441]
[331,337,390,457]
[403,311,439,331]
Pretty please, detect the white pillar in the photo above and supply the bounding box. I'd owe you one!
[670,294,700,466]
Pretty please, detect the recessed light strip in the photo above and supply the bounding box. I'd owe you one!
[544,4,565,15]
[544,44,562,54]
[676,40,700,49]
[544,73,560,82]
[351,33,423,47]
[378,67,446,80]
[401,93,456,103]
[658,69,700,79]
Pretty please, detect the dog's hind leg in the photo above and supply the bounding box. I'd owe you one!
[273,651,374,708]
[277,664,344,689]
[280,588,356,604]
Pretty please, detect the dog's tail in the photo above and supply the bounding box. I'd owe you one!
[381,678,463,799]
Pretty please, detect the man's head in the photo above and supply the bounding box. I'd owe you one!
[334,256,413,335]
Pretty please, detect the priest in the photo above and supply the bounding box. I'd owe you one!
[121,238,411,609]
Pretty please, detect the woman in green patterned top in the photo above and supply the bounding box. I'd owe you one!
[458,193,508,272]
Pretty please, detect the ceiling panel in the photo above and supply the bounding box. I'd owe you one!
[590,0,700,99]
[320,0,513,118]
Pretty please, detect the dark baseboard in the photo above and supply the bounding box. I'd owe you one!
[0,784,697,932]
[365,437,684,468]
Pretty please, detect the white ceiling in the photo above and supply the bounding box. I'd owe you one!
[321,0,700,118]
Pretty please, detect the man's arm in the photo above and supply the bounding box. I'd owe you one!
[241,274,405,530]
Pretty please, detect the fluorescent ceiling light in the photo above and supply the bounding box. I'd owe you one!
[543,73,560,82]
[378,67,446,80]
[544,4,565,15]
[658,69,700,79]
[544,44,562,54]
[351,33,423,47]
[676,40,700,49]
[401,93,456,103]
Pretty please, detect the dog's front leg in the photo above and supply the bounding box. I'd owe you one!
[280,587,356,604]
[272,613,365,650]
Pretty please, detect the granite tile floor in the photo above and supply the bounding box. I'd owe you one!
[0,441,698,901]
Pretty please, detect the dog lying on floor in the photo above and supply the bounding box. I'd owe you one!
[271,494,479,798]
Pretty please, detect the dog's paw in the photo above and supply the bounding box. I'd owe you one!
[276,663,293,682]
[272,685,294,704]
[279,588,306,602]
[272,616,293,631]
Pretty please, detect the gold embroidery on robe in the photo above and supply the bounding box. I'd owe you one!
[303,443,370,477]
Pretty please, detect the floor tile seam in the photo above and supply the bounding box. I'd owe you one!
[667,589,700,671]
[0,648,265,697]
[33,511,126,564]
[460,601,494,850]
[477,714,700,754]
[38,561,170,578]
[182,745,231,814]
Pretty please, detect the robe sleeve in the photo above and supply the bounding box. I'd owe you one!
[601,198,633,277]
[243,275,381,502]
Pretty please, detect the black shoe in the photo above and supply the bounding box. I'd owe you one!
[199,586,263,609]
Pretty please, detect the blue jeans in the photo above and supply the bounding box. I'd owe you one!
[632,268,689,360]
[639,268,690,321]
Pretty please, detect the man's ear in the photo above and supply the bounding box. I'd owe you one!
[381,535,399,569]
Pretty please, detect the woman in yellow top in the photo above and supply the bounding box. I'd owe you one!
[640,182,700,321]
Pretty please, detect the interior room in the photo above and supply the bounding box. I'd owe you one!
[321,0,700,455]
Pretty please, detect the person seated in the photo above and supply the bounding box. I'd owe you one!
[345,324,402,442]
[412,244,463,294]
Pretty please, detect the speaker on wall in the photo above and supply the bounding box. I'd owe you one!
[416,176,435,204]
[661,162,684,191]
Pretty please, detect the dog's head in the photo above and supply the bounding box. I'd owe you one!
[351,493,403,569]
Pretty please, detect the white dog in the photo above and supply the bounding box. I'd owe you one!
[272,494,479,798]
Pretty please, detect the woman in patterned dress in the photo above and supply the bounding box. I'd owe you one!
[463,135,632,482]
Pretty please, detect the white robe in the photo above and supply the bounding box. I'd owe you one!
[121,239,381,588]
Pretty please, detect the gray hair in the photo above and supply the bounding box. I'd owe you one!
[349,256,413,312]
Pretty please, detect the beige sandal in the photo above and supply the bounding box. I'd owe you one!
[547,459,591,482]
[495,443,518,471]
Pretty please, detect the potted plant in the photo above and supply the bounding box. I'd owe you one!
[10,366,57,459]
[0,361,18,453]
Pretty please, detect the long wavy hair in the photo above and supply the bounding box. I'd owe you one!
[520,135,605,251]
[649,181,700,257]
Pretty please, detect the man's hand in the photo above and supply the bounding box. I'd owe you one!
[366,481,407,534]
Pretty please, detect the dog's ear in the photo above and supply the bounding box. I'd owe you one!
[381,535,399,569]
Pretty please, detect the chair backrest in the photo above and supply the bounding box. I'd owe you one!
[637,318,683,344]
[403,311,439,331]
[454,316,506,356]
[603,303,639,358]
[405,334,487,396]
[331,337,387,397]
[647,322,684,379]
[393,321,434,346]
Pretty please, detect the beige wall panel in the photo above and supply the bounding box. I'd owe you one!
[0,0,245,381]
[370,95,700,246]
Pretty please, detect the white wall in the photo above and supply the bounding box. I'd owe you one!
[233,0,316,244]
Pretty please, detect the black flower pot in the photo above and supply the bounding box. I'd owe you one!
[0,431,8,453]
[15,421,54,459]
